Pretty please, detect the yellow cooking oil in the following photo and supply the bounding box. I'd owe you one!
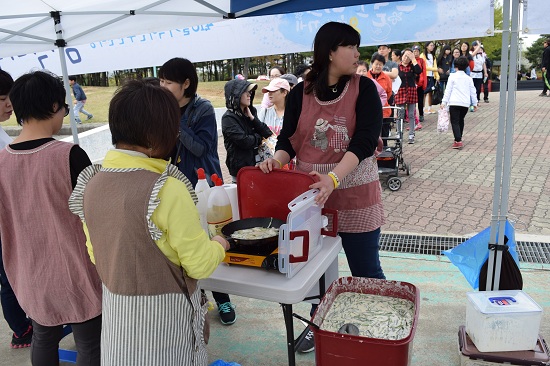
[207,181,233,238]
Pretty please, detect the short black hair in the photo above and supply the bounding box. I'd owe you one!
[294,64,311,78]
[158,57,198,98]
[68,75,77,82]
[371,53,386,65]
[0,69,14,95]
[455,56,469,71]
[10,70,65,124]
[142,77,160,86]
[109,79,180,159]
[392,49,402,58]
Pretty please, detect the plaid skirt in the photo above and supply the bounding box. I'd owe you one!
[394,86,418,105]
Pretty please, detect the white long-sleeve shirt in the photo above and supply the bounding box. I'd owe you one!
[442,70,477,108]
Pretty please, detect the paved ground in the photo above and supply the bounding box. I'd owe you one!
[1,90,549,365]
[216,90,550,238]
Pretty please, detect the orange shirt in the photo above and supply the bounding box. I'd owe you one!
[367,70,393,117]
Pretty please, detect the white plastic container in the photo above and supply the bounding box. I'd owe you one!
[465,290,543,352]
[206,178,232,238]
[195,168,211,233]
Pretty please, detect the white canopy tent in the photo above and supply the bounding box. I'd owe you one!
[0,0,539,292]
[0,0,494,142]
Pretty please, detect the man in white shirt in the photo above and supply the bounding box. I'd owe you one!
[441,56,477,150]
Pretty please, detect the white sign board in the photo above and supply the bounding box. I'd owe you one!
[523,0,550,34]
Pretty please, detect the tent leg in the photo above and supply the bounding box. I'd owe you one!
[486,0,520,291]
[52,11,79,144]
[58,47,79,144]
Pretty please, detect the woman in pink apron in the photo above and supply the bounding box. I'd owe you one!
[259,21,385,353]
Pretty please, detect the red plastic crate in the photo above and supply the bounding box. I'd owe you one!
[311,277,420,366]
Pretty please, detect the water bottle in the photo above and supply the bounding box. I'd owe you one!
[469,105,475,112]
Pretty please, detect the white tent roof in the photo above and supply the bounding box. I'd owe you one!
[0,0,387,58]
[0,0,231,58]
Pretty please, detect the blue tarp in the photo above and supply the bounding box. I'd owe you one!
[443,220,519,290]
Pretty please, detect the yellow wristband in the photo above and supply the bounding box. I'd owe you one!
[273,158,283,168]
[327,171,340,188]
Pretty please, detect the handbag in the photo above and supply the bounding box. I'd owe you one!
[257,135,277,162]
[431,82,444,105]
[437,108,450,133]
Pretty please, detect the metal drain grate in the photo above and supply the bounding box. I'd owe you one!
[379,233,550,264]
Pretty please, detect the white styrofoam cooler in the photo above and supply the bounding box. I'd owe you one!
[465,290,543,353]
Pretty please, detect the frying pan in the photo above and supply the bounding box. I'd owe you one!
[221,217,285,255]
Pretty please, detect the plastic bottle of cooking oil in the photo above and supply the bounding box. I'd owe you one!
[195,168,211,233]
[207,177,233,239]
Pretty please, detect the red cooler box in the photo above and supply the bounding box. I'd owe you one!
[311,277,420,366]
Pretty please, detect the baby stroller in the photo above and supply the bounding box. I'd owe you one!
[377,106,410,191]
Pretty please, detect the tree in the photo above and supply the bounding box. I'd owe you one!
[525,35,550,69]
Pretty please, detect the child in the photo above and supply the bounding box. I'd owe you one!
[221,79,272,182]
[0,70,102,365]
[441,56,478,149]
[0,70,33,349]
[68,75,93,123]
[68,79,229,365]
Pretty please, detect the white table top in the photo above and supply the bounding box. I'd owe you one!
[200,236,342,304]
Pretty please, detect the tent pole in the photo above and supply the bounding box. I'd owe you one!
[58,48,79,144]
[51,11,79,144]
[486,0,520,291]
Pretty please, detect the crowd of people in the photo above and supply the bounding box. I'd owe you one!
[0,23,514,364]
[348,40,493,149]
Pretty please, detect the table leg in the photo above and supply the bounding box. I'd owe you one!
[281,303,296,366]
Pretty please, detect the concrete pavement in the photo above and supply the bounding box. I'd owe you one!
[1,89,549,365]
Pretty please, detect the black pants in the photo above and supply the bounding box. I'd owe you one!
[483,77,490,100]
[31,315,101,366]
[449,106,468,142]
[473,78,483,102]
[416,86,424,116]
[0,240,30,337]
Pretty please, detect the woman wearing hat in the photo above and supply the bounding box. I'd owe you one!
[222,79,272,182]
[258,78,290,135]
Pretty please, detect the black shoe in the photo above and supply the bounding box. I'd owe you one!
[295,326,315,353]
[87,114,93,120]
[217,302,236,325]
[484,99,489,103]
[419,115,424,122]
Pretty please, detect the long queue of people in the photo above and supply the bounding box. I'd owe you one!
[356,41,492,149]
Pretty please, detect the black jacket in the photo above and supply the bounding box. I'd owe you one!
[542,45,550,69]
[222,79,272,177]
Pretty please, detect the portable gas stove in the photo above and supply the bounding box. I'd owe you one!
[222,167,337,278]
